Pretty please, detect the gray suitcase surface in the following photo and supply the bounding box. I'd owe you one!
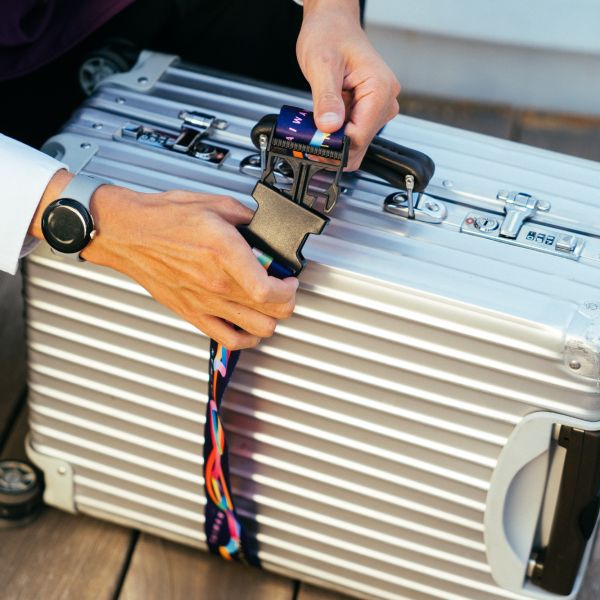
[25,52,600,600]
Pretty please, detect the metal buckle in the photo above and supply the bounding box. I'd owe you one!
[238,115,349,275]
[497,190,551,238]
[178,110,228,134]
[118,110,229,166]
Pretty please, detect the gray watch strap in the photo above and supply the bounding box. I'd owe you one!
[60,174,107,211]
[55,174,109,261]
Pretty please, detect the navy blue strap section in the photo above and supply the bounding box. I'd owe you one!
[203,251,293,566]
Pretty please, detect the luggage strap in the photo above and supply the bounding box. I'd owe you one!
[203,105,435,565]
[203,251,292,566]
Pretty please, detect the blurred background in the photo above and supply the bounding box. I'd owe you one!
[365,0,599,116]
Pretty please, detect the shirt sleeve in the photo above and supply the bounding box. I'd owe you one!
[0,134,66,275]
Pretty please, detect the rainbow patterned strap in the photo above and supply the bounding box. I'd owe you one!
[203,340,256,564]
[203,105,343,566]
[273,104,346,159]
[203,249,293,566]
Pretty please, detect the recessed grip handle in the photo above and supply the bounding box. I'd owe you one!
[531,426,600,595]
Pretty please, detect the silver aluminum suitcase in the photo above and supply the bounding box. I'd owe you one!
[25,52,600,600]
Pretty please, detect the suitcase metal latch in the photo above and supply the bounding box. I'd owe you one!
[497,190,551,238]
[119,110,229,166]
[178,110,228,134]
[461,190,584,260]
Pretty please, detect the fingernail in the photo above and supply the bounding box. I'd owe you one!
[319,112,341,125]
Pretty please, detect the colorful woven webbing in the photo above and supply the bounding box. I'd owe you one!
[203,250,293,566]
[203,105,344,566]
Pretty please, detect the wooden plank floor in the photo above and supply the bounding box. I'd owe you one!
[0,271,26,452]
[2,94,600,600]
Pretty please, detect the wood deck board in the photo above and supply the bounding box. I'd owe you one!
[1,407,134,600]
[516,110,600,161]
[297,583,360,600]
[118,533,295,600]
[400,93,515,138]
[0,271,26,451]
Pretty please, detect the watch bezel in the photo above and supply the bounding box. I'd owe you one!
[41,198,95,254]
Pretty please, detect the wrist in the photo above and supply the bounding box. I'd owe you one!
[302,0,359,19]
[80,183,140,267]
[28,169,74,240]
[29,169,140,268]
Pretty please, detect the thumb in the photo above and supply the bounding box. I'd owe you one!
[308,61,345,133]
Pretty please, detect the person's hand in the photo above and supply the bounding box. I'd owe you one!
[296,0,400,170]
[30,171,298,350]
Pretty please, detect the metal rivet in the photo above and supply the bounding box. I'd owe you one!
[537,200,551,212]
[425,201,440,212]
[137,76,149,85]
[392,192,408,204]
[92,123,103,130]
[80,143,91,149]
[569,360,582,370]
[115,97,126,104]
[442,180,454,188]
[57,466,66,475]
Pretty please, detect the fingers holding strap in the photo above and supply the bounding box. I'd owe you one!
[251,111,435,193]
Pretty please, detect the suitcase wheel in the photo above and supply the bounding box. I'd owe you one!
[0,459,44,528]
[78,38,140,96]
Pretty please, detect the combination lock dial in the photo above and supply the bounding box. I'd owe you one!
[474,216,499,232]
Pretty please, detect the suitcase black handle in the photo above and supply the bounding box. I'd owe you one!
[251,114,435,192]
[530,426,600,595]
[361,136,435,193]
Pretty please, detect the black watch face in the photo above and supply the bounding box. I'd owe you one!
[41,198,94,254]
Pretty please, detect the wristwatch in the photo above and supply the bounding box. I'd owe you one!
[41,174,107,260]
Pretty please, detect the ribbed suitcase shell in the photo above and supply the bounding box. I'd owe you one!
[25,53,600,600]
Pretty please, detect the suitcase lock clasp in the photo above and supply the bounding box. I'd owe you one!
[497,190,552,238]
[178,110,228,135]
[119,110,229,165]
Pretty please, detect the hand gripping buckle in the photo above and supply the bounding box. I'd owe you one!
[240,107,349,275]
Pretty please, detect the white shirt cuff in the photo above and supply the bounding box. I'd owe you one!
[0,134,66,274]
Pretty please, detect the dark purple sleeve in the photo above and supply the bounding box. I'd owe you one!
[0,0,135,81]
[0,1,55,47]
